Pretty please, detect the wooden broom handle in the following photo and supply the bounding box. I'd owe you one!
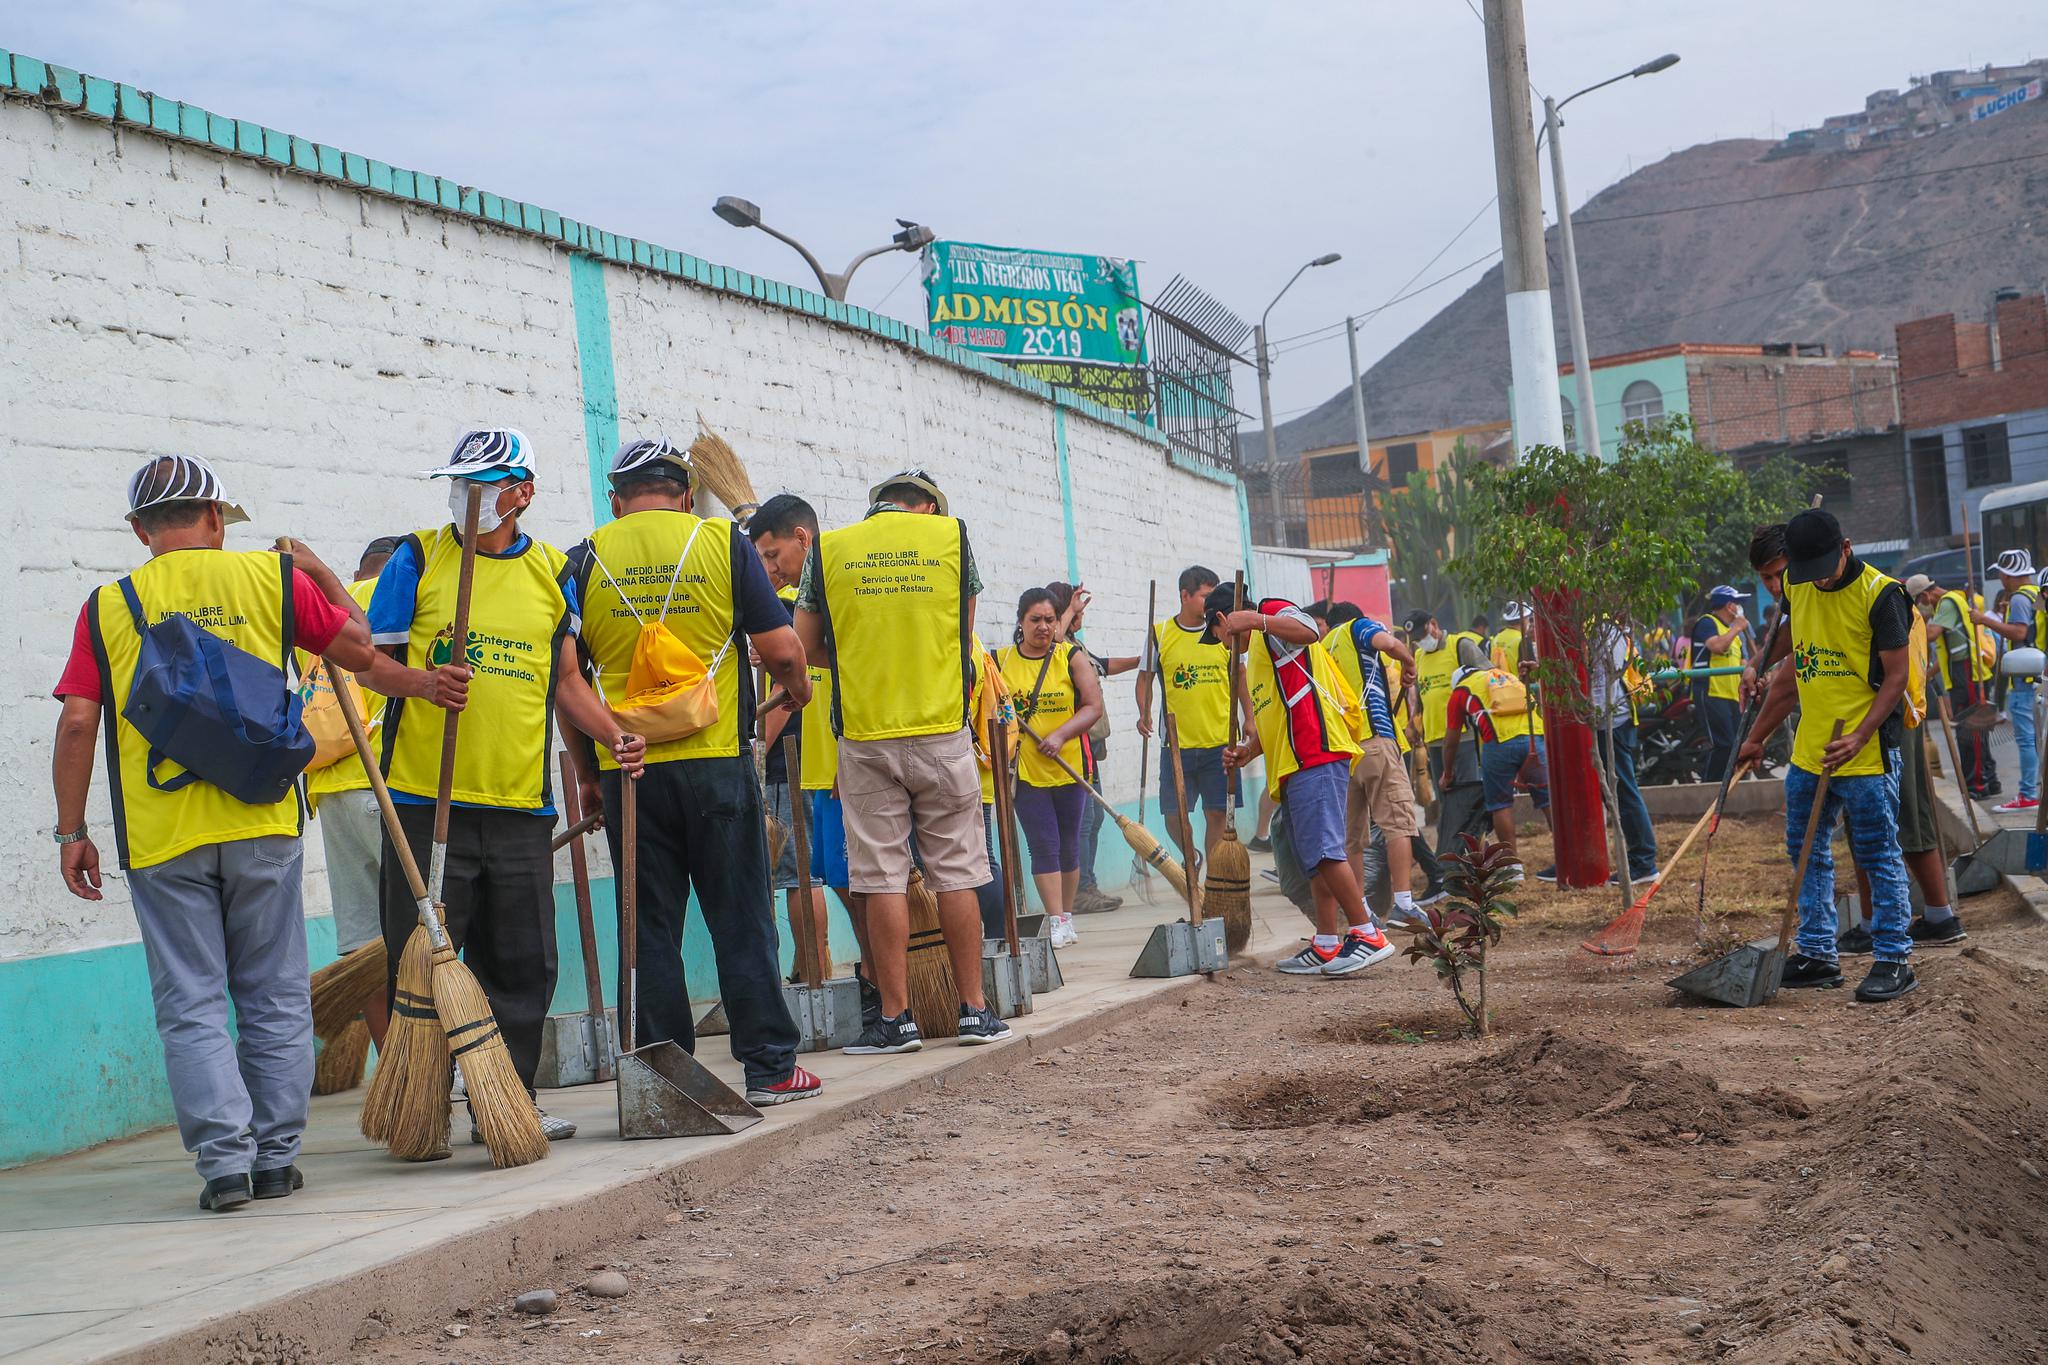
[1778,720,1846,952]
[989,717,1023,957]
[434,483,484,849]
[331,662,431,905]
[1164,713,1201,925]
[1136,579,1157,822]
[620,767,638,1054]
[1015,717,1119,816]
[559,753,610,1080]
[782,736,823,989]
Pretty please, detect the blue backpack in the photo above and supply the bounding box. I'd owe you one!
[117,561,315,806]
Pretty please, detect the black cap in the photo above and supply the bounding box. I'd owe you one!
[1785,508,1845,585]
[1198,583,1239,645]
[1402,608,1435,635]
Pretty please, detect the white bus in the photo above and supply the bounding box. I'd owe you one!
[1979,478,2048,582]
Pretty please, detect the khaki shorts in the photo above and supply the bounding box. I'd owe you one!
[837,728,993,895]
[1346,737,1420,851]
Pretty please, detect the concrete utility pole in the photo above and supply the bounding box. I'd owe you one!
[1482,0,1565,454]
[1347,316,1373,546]
[1545,95,1601,462]
[1257,324,1284,541]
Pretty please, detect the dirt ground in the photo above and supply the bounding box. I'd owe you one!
[364,816,2048,1364]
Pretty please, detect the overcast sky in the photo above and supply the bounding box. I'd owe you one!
[10,2,2039,422]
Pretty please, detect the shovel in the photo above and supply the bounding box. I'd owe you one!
[1670,720,1844,1006]
[1938,694,2002,896]
[613,773,762,1140]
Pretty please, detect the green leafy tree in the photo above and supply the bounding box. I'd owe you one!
[1381,440,1490,627]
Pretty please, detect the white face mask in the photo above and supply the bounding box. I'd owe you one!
[1419,634,1443,653]
[449,480,507,534]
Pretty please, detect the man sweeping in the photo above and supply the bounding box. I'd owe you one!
[1211,590,1395,977]
[1136,566,1236,872]
[370,430,646,1142]
[51,456,452,1211]
[567,439,819,1107]
[792,469,1009,1053]
[1975,549,2040,814]
[1737,508,1917,1003]
[1929,570,1999,799]
[1404,609,1489,870]
[1440,638,1551,881]
[1318,601,1426,927]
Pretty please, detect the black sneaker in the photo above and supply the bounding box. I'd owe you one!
[1909,916,1968,947]
[1248,834,1274,853]
[843,1009,922,1055]
[956,1002,1012,1045]
[1836,923,1875,956]
[200,1173,252,1212]
[1854,961,1918,1003]
[1779,953,1844,989]
[1416,885,1448,907]
[252,1165,303,1200]
[1534,865,1559,883]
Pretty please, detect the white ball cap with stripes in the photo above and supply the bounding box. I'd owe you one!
[609,434,692,485]
[1994,547,2035,578]
[424,428,535,482]
[124,453,250,525]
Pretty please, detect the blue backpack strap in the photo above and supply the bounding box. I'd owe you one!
[277,552,297,675]
[118,576,147,634]
[118,576,199,793]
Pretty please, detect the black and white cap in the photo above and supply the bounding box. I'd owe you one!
[868,467,949,516]
[424,428,535,482]
[1995,548,2035,578]
[124,454,250,525]
[609,435,692,487]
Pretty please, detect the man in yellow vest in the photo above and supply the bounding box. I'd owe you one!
[305,534,400,1049]
[1690,586,1750,783]
[1318,602,1426,924]
[1211,590,1395,975]
[1402,609,1490,871]
[1439,639,1551,878]
[1737,508,1917,1002]
[1975,548,2040,814]
[371,430,647,1141]
[51,455,456,1211]
[792,470,1008,1053]
[1928,571,1999,798]
[566,440,820,1106]
[1135,565,1237,871]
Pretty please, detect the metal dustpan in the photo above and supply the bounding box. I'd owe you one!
[1669,938,1786,1007]
[616,1040,761,1139]
[614,777,761,1140]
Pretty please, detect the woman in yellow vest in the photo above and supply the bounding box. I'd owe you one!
[373,430,646,1140]
[51,455,449,1211]
[998,588,1105,948]
[1736,508,1917,1003]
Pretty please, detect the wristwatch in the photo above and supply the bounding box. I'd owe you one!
[52,825,88,845]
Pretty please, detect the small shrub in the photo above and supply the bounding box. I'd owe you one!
[1395,835,1521,1037]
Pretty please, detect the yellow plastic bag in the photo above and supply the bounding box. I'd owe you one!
[591,524,733,744]
[298,661,370,770]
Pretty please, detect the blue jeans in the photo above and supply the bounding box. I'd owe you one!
[1077,789,1106,890]
[2010,682,2038,801]
[1784,755,1911,965]
[1597,717,1658,880]
[1480,734,1549,813]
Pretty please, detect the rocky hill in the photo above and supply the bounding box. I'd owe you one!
[1264,95,2048,458]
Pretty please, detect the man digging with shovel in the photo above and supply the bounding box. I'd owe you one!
[1737,508,1918,1003]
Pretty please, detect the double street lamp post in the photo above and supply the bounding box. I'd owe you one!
[1256,253,1342,543]
[712,196,936,302]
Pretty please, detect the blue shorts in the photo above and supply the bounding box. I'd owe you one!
[807,789,850,890]
[1480,734,1549,813]
[766,781,800,891]
[1280,760,1351,870]
[1160,744,1242,813]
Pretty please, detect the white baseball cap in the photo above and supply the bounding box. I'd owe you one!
[124,454,249,525]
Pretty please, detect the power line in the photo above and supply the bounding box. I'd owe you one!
[1267,247,1505,358]
[1572,149,2048,227]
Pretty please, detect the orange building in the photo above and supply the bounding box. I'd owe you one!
[1296,420,1511,552]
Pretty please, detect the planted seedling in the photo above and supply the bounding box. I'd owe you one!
[1394,835,1521,1037]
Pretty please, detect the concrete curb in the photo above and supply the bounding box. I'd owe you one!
[116,969,1220,1365]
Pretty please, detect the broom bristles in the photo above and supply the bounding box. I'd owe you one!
[1205,829,1253,955]
[361,924,437,1144]
[905,871,961,1040]
[314,1017,371,1095]
[311,939,387,1041]
[1113,813,1190,900]
[432,947,549,1169]
[689,414,759,521]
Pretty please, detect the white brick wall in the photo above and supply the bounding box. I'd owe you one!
[1,95,1240,958]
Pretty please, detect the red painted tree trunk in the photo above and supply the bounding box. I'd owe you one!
[1532,592,1610,889]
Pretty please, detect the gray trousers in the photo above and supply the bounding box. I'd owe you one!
[128,835,313,1181]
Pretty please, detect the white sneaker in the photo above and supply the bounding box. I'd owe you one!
[1322,927,1398,976]
[1050,915,1079,948]
[1276,943,1338,974]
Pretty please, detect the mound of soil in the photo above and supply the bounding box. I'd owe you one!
[981,1269,1612,1365]
[1212,1070,1403,1130]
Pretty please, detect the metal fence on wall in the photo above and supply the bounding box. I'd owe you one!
[1147,276,1250,482]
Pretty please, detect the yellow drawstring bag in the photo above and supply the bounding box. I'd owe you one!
[297,661,372,770]
[590,522,735,743]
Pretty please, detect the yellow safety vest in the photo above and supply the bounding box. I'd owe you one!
[1694,615,1746,702]
[969,646,998,805]
[578,510,742,767]
[1458,667,1536,743]
[816,512,971,741]
[1245,628,1362,800]
[1936,589,1996,688]
[1413,630,1478,746]
[1151,618,1232,750]
[301,577,383,808]
[90,550,302,870]
[1387,658,1414,754]
[382,528,570,809]
[1000,643,1084,788]
[1489,625,1545,734]
[1787,562,1900,778]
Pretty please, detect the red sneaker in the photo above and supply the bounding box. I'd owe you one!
[1993,796,2039,814]
[746,1065,823,1106]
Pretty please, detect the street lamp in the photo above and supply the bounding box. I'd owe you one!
[1256,252,1343,544]
[1543,53,1679,462]
[712,195,936,302]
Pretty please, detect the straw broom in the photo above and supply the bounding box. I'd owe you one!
[689,411,761,527]
[905,870,961,1040]
[311,940,386,1042]
[1205,573,1253,954]
[313,1017,370,1095]
[1014,718,1191,901]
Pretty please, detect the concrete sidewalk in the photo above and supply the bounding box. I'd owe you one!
[0,886,1305,1365]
